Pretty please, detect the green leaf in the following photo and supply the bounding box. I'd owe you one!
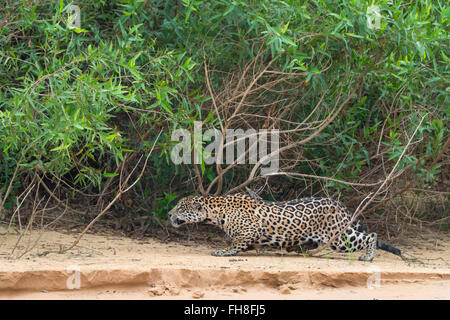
[72,28,89,34]
[103,172,118,178]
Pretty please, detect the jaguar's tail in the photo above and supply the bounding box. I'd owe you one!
[377,241,409,262]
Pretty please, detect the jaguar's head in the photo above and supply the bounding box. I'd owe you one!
[168,196,207,228]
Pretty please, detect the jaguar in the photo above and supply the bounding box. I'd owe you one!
[168,193,405,262]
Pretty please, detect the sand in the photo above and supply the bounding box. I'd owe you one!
[0,225,449,299]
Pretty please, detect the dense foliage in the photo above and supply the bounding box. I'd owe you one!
[0,0,448,232]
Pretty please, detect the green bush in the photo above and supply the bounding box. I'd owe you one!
[0,0,448,227]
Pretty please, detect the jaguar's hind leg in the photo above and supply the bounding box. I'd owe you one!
[330,229,377,262]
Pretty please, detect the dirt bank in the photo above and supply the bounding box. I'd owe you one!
[0,226,449,299]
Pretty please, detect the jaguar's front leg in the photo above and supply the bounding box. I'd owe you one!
[211,234,255,257]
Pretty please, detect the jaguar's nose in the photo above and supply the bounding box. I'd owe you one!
[168,206,177,217]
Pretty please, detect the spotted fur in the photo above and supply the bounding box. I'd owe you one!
[168,194,403,262]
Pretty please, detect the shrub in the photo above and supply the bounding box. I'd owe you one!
[0,0,448,231]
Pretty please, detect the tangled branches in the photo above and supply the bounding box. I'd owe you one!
[1,131,161,258]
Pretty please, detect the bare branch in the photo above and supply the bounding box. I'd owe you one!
[62,130,162,253]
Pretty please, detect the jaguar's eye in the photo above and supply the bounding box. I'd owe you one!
[195,204,202,211]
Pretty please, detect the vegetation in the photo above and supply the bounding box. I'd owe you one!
[0,0,448,239]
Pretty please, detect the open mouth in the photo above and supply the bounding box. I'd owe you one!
[171,217,186,227]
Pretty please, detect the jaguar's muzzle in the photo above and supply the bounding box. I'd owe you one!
[168,206,185,227]
[170,217,186,227]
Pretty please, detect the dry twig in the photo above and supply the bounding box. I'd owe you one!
[61,130,162,253]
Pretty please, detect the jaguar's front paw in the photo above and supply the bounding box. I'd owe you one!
[211,249,237,256]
